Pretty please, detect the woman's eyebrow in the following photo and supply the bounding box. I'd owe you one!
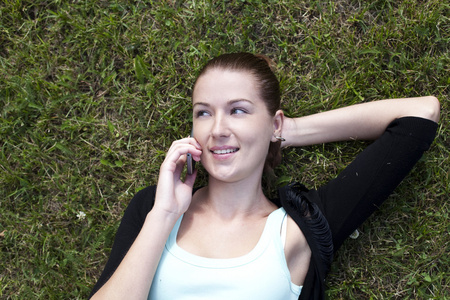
[228,99,253,105]
[193,102,210,108]
[193,99,254,109]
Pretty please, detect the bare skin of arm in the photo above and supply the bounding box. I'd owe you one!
[281,96,440,148]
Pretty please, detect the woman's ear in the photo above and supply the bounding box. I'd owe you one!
[271,110,284,142]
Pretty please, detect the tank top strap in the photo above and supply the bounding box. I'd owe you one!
[281,209,288,248]
[167,215,183,249]
[263,207,288,243]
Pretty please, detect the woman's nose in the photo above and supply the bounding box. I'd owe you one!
[211,113,230,138]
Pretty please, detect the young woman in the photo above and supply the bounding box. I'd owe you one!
[90,53,440,299]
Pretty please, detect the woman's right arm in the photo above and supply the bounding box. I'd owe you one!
[90,210,180,299]
[90,138,202,300]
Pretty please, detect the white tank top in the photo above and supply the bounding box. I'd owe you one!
[148,207,302,299]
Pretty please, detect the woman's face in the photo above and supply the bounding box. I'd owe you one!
[192,68,282,183]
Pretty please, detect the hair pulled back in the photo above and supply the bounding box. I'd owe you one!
[193,52,282,173]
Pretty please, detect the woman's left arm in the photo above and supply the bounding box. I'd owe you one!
[285,96,440,250]
[281,96,440,147]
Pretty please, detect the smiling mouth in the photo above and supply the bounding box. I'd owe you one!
[211,148,239,154]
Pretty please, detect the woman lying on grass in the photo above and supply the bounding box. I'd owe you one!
[90,53,440,299]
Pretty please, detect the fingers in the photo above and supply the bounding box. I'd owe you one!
[161,137,202,174]
[167,137,202,157]
[184,167,197,187]
[174,152,187,175]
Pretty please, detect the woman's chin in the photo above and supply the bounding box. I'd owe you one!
[205,166,241,183]
[206,166,263,185]
[208,171,239,183]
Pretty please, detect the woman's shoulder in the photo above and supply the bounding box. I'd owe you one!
[278,183,334,271]
[130,185,157,206]
[277,182,320,212]
[121,185,158,224]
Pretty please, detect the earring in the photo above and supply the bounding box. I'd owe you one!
[275,136,286,142]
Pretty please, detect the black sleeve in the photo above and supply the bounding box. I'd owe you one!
[89,185,156,298]
[311,117,438,250]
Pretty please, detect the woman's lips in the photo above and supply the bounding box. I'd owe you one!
[209,146,239,159]
[211,148,239,154]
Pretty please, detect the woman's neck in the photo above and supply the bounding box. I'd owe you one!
[194,175,276,220]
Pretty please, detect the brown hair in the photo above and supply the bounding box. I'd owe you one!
[193,52,282,173]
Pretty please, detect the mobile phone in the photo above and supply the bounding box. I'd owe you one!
[187,128,195,175]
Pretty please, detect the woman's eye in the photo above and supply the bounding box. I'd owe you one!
[196,110,210,117]
[231,108,247,115]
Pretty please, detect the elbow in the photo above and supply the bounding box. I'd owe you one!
[423,96,440,123]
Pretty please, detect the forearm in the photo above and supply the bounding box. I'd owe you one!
[92,136,200,299]
[91,210,178,300]
[282,96,440,147]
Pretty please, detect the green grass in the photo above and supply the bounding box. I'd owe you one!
[1,0,448,298]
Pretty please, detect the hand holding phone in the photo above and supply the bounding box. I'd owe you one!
[186,128,195,175]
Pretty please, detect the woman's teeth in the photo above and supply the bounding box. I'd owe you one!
[212,148,238,154]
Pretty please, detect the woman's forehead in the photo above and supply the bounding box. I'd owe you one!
[193,69,258,100]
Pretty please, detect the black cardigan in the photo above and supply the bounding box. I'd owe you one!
[91,117,438,299]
